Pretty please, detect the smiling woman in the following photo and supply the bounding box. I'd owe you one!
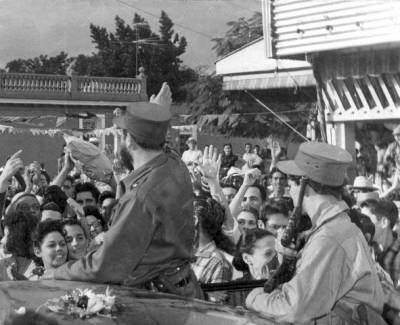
[32,220,68,274]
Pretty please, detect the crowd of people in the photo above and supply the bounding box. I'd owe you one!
[1,83,400,324]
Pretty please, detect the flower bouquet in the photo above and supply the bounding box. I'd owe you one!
[43,287,118,319]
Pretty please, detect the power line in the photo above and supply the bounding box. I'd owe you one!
[116,0,214,40]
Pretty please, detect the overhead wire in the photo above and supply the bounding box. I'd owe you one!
[115,0,309,139]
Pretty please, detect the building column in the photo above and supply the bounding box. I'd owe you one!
[326,122,357,181]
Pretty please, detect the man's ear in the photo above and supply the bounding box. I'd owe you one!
[381,217,390,229]
[242,253,253,266]
[33,246,41,258]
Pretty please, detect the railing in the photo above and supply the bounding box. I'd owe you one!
[0,72,147,102]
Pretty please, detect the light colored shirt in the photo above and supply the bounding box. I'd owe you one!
[192,241,232,284]
[246,201,384,324]
[181,149,202,166]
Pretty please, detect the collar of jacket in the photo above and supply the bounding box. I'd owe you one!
[310,200,349,233]
[195,241,217,258]
[122,152,167,191]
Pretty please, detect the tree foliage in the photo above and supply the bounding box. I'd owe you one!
[212,12,263,57]
[6,51,72,75]
[5,11,196,99]
[182,11,315,140]
[182,74,314,140]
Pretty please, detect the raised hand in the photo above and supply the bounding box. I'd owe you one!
[197,145,221,182]
[149,82,172,109]
[0,150,24,192]
[242,168,261,187]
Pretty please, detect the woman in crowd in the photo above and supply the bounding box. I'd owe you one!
[0,210,39,280]
[31,220,68,278]
[237,206,259,235]
[232,228,277,281]
[62,219,89,261]
[6,192,41,223]
[191,196,233,284]
[84,206,106,248]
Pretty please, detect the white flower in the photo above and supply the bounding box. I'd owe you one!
[14,307,26,315]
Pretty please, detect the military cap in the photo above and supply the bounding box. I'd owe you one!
[393,124,400,135]
[113,102,171,146]
[277,142,352,186]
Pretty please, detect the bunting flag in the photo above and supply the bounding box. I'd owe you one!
[0,124,119,137]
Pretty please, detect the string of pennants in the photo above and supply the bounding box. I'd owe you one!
[0,112,119,137]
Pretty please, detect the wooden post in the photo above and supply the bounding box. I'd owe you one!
[326,122,357,182]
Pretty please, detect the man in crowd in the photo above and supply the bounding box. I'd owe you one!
[246,142,385,324]
[75,182,100,209]
[268,167,288,199]
[44,83,201,298]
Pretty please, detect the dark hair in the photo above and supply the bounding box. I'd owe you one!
[83,206,106,229]
[348,208,375,244]
[74,182,100,203]
[247,184,267,202]
[232,228,274,272]
[254,145,260,151]
[223,143,232,149]
[62,218,88,239]
[270,167,287,179]
[32,220,64,249]
[307,179,344,200]
[240,205,259,220]
[360,198,379,209]
[41,202,61,213]
[374,200,399,229]
[260,200,289,224]
[42,185,68,214]
[3,210,39,258]
[98,190,116,206]
[194,197,234,254]
[130,133,164,151]
[40,170,51,184]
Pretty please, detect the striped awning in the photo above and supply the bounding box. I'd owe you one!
[222,70,316,91]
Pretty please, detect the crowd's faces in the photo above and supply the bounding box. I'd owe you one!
[253,146,260,155]
[86,215,104,239]
[187,141,196,150]
[76,191,97,208]
[15,197,41,221]
[63,225,88,260]
[271,171,286,195]
[223,145,232,156]
[100,198,115,220]
[266,213,289,236]
[242,186,263,211]
[237,211,257,234]
[35,231,67,270]
[62,180,74,198]
[243,235,276,280]
[222,186,237,205]
[244,144,252,154]
[41,210,62,221]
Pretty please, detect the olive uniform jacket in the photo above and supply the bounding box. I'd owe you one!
[246,201,385,325]
[54,152,195,286]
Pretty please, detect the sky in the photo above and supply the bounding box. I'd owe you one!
[0,0,261,70]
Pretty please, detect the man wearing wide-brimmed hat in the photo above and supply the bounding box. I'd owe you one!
[246,142,385,324]
[44,83,201,298]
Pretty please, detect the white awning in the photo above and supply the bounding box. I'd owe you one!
[222,70,316,90]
